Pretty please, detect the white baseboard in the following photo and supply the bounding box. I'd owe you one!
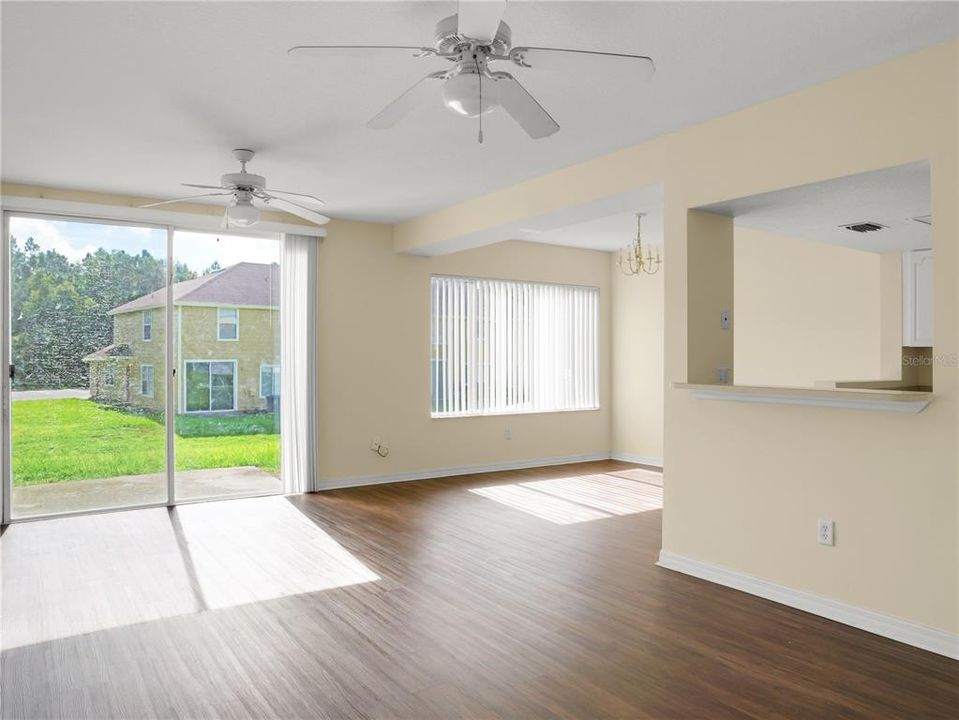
[610,452,663,468]
[320,452,612,491]
[657,550,959,660]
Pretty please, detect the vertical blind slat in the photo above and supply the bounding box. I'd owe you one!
[441,278,448,414]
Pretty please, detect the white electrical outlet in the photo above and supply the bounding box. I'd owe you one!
[818,519,835,546]
[504,426,512,440]
[720,309,730,330]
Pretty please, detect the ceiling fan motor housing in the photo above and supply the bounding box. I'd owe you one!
[433,14,511,55]
[221,172,266,190]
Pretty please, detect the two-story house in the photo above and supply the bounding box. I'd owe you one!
[83,262,280,414]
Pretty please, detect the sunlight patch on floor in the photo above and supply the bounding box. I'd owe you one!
[469,473,663,524]
[174,496,380,611]
[1,496,378,649]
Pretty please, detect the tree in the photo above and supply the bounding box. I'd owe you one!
[14,272,93,388]
[174,261,197,282]
[10,238,79,388]
[8,235,201,390]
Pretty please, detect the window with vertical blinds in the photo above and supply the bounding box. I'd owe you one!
[431,275,600,417]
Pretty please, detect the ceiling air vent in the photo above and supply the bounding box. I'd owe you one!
[840,221,887,233]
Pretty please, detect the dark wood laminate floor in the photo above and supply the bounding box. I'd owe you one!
[2,460,956,719]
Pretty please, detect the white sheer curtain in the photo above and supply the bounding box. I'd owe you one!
[280,234,318,493]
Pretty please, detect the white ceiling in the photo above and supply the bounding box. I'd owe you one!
[699,161,931,254]
[2,2,956,224]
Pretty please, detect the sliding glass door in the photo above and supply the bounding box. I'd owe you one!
[4,215,169,519]
[2,215,283,520]
[172,230,281,502]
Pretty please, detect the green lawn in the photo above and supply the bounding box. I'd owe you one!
[12,399,279,486]
[175,412,279,437]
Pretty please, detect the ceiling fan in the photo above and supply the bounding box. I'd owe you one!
[289,1,655,142]
[140,149,330,228]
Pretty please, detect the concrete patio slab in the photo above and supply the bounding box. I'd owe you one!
[11,466,281,518]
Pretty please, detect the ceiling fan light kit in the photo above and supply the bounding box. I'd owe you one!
[443,62,501,118]
[289,2,654,143]
[226,192,261,227]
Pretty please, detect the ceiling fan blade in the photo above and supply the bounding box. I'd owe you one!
[139,192,233,208]
[457,1,506,43]
[264,188,325,206]
[260,195,330,226]
[289,45,436,58]
[508,47,655,81]
[182,183,229,190]
[367,71,448,129]
[492,72,559,139]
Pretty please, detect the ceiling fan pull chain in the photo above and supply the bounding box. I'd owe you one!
[476,52,484,144]
[478,82,484,144]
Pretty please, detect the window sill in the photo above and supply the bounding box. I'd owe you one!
[431,406,601,420]
[672,383,931,413]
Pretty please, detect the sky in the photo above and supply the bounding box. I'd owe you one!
[9,217,279,273]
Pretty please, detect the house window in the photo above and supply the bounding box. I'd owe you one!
[185,360,236,412]
[217,307,239,340]
[140,365,154,397]
[142,310,153,341]
[259,365,280,398]
[430,275,600,417]
[104,365,115,387]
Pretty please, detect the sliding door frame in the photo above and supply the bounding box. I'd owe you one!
[0,208,283,523]
[165,225,175,507]
[1,211,11,523]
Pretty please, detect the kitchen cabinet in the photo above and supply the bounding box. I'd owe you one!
[903,249,933,347]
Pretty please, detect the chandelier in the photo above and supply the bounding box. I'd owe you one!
[617,212,662,276]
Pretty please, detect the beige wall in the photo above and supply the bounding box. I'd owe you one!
[317,222,613,482]
[687,211,734,385]
[879,252,904,379]
[734,228,884,387]
[392,41,959,635]
[609,253,664,464]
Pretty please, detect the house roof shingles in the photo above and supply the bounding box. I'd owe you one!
[109,262,279,315]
